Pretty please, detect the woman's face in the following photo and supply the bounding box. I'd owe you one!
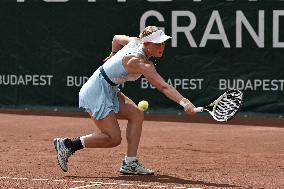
[145,42,166,58]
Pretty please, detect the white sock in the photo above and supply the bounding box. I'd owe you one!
[79,136,86,148]
[80,134,94,148]
[125,156,137,164]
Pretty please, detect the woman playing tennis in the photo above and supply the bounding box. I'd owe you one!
[54,26,196,175]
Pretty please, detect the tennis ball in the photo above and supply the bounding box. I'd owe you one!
[138,100,149,111]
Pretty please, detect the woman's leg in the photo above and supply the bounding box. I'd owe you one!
[116,92,154,175]
[54,111,122,172]
[83,111,122,148]
[116,92,144,157]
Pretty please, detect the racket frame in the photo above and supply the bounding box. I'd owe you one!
[194,90,243,122]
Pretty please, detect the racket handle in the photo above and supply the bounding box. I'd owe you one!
[194,107,204,112]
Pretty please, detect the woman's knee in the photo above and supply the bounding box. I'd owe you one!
[107,133,122,147]
[129,107,144,123]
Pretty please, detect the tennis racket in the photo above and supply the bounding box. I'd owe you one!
[193,89,243,122]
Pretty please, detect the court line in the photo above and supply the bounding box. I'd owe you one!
[138,184,149,187]
[69,183,102,189]
[12,177,28,180]
[89,181,103,184]
[31,178,49,181]
[120,183,134,186]
[102,182,117,185]
[71,180,85,183]
[0,175,202,189]
[54,179,66,182]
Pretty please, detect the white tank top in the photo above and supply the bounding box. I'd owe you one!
[102,42,146,84]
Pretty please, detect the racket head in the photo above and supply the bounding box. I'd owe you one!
[209,89,243,122]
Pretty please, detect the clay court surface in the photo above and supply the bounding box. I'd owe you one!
[0,113,283,189]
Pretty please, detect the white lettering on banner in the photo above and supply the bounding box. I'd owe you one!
[0,75,53,86]
[219,79,284,91]
[141,78,204,90]
[15,1,284,48]
[140,10,284,48]
[66,76,89,87]
[236,11,264,48]
[140,10,165,33]
[200,11,230,48]
[273,10,284,48]
[172,11,197,48]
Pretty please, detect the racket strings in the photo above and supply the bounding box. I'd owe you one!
[213,90,243,121]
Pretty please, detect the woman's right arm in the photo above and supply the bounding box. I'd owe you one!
[124,56,196,115]
[103,35,137,62]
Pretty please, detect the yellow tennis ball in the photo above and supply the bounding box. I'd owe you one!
[138,100,149,111]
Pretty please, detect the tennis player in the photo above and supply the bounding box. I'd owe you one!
[53,26,196,175]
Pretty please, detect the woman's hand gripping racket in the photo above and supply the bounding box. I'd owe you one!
[194,90,243,122]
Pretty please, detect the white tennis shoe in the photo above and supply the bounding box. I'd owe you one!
[120,159,154,175]
[53,138,73,172]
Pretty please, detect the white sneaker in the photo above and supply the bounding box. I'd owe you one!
[53,138,73,172]
[120,160,154,175]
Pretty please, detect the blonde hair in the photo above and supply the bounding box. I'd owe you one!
[139,26,159,39]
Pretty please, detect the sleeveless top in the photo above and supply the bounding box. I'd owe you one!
[101,41,145,85]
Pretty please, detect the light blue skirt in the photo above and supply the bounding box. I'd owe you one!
[79,69,120,120]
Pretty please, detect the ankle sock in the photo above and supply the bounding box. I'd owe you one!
[64,137,84,153]
[125,156,137,164]
[72,137,84,151]
[80,137,86,148]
